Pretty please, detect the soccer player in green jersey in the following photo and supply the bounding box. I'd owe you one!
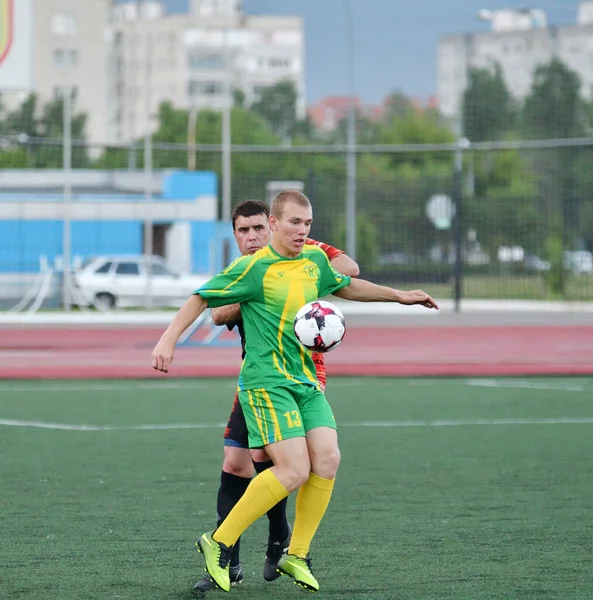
[193,199,359,594]
[152,190,438,593]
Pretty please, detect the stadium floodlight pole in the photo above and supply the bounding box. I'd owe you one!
[222,28,232,222]
[344,0,357,260]
[62,88,73,312]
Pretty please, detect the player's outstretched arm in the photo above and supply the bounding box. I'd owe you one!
[330,253,360,277]
[334,278,439,310]
[152,294,208,372]
[211,304,242,326]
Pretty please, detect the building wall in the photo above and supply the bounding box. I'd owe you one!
[2,0,304,145]
[31,0,111,146]
[112,3,305,141]
[0,169,219,274]
[0,220,141,272]
[438,21,593,122]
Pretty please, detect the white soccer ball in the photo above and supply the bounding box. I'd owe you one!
[293,300,346,353]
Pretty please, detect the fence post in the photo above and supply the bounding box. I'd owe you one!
[453,138,466,312]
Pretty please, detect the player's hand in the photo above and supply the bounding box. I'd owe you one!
[151,337,176,373]
[396,290,439,310]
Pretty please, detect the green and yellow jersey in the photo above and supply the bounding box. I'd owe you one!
[196,244,351,390]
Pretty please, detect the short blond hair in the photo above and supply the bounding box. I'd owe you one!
[270,190,311,219]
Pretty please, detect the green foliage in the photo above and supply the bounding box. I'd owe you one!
[330,114,382,145]
[0,93,88,168]
[250,80,298,139]
[334,212,380,270]
[232,88,246,108]
[521,59,587,249]
[544,233,565,296]
[0,148,29,168]
[463,63,515,141]
[383,90,415,120]
[381,109,454,146]
[523,58,586,139]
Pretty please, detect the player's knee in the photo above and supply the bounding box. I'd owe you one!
[274,459,311,491]
[285,463,311,490]
[250,448,270,464]
[311,446,341,480]
[222,448,253,479]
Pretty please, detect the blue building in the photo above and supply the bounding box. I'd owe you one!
[0,169,241,275]
[0,169,243,303]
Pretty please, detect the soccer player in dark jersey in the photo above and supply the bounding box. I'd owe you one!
[193,200,359,593]
[152,190,438,593]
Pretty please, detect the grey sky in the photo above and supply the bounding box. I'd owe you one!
[162,0,582,104]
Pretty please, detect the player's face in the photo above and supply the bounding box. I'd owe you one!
[233,213,271,255]
[270,201,313,257]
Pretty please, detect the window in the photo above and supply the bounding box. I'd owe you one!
[188,52,225,70]
[54,48,78,68]
[269,57,291,68]
[51,13,77,36]
[148,262,175,276]
[95,261,113,274]
[116,262,140,275]
[188,80,224,96]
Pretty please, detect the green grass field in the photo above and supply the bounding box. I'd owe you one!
[1,377,593,600]
[390,275,593,301]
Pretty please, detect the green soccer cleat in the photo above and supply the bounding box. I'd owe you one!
[277,554,319,592]
[196,531,232,593]
[192,565,244,596]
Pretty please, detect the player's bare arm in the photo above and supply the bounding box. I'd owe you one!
[334,278,439,310]
[211,304,242,326]
[330,253,359,277]
[152,294,208,372]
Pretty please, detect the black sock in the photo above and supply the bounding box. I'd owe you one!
[253,460,290,542]
[217,470,251,568]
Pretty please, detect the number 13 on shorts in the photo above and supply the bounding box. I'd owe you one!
[283,410,302,428]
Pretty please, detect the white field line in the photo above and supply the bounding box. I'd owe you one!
[410,378,590,392]
[2,416,593,431]
[465,379,588,392]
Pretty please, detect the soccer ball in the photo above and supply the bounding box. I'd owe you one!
[293,300,346,353]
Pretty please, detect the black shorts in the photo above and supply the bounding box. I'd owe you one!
[223,393,250,449]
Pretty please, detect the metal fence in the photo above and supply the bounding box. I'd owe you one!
[2,135,593,311]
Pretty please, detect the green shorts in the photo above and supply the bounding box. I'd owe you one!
[238,383,336,448]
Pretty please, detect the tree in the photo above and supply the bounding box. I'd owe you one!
[251,80,298,140]
[383,90,415,120]
[523,58,586,140]
[36,95,89,167]
[462,63,514,142]
[334,212,380,271]
[522,58,587,250]
[0,93,89,168]
[0,93,39,138]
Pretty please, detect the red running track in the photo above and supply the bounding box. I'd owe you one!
[1,325,592,379]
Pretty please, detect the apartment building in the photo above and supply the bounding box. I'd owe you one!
[438,2,593,122]
[0,0,304,144]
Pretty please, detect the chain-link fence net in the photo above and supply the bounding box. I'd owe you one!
[2,134,593,309]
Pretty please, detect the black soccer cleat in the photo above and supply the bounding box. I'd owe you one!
[263,524,292,582]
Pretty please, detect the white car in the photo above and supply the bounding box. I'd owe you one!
[563,251,593,275]
[74,255,210,309]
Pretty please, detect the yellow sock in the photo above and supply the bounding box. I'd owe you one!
[213,469,289,547]
[288,473,335,558]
